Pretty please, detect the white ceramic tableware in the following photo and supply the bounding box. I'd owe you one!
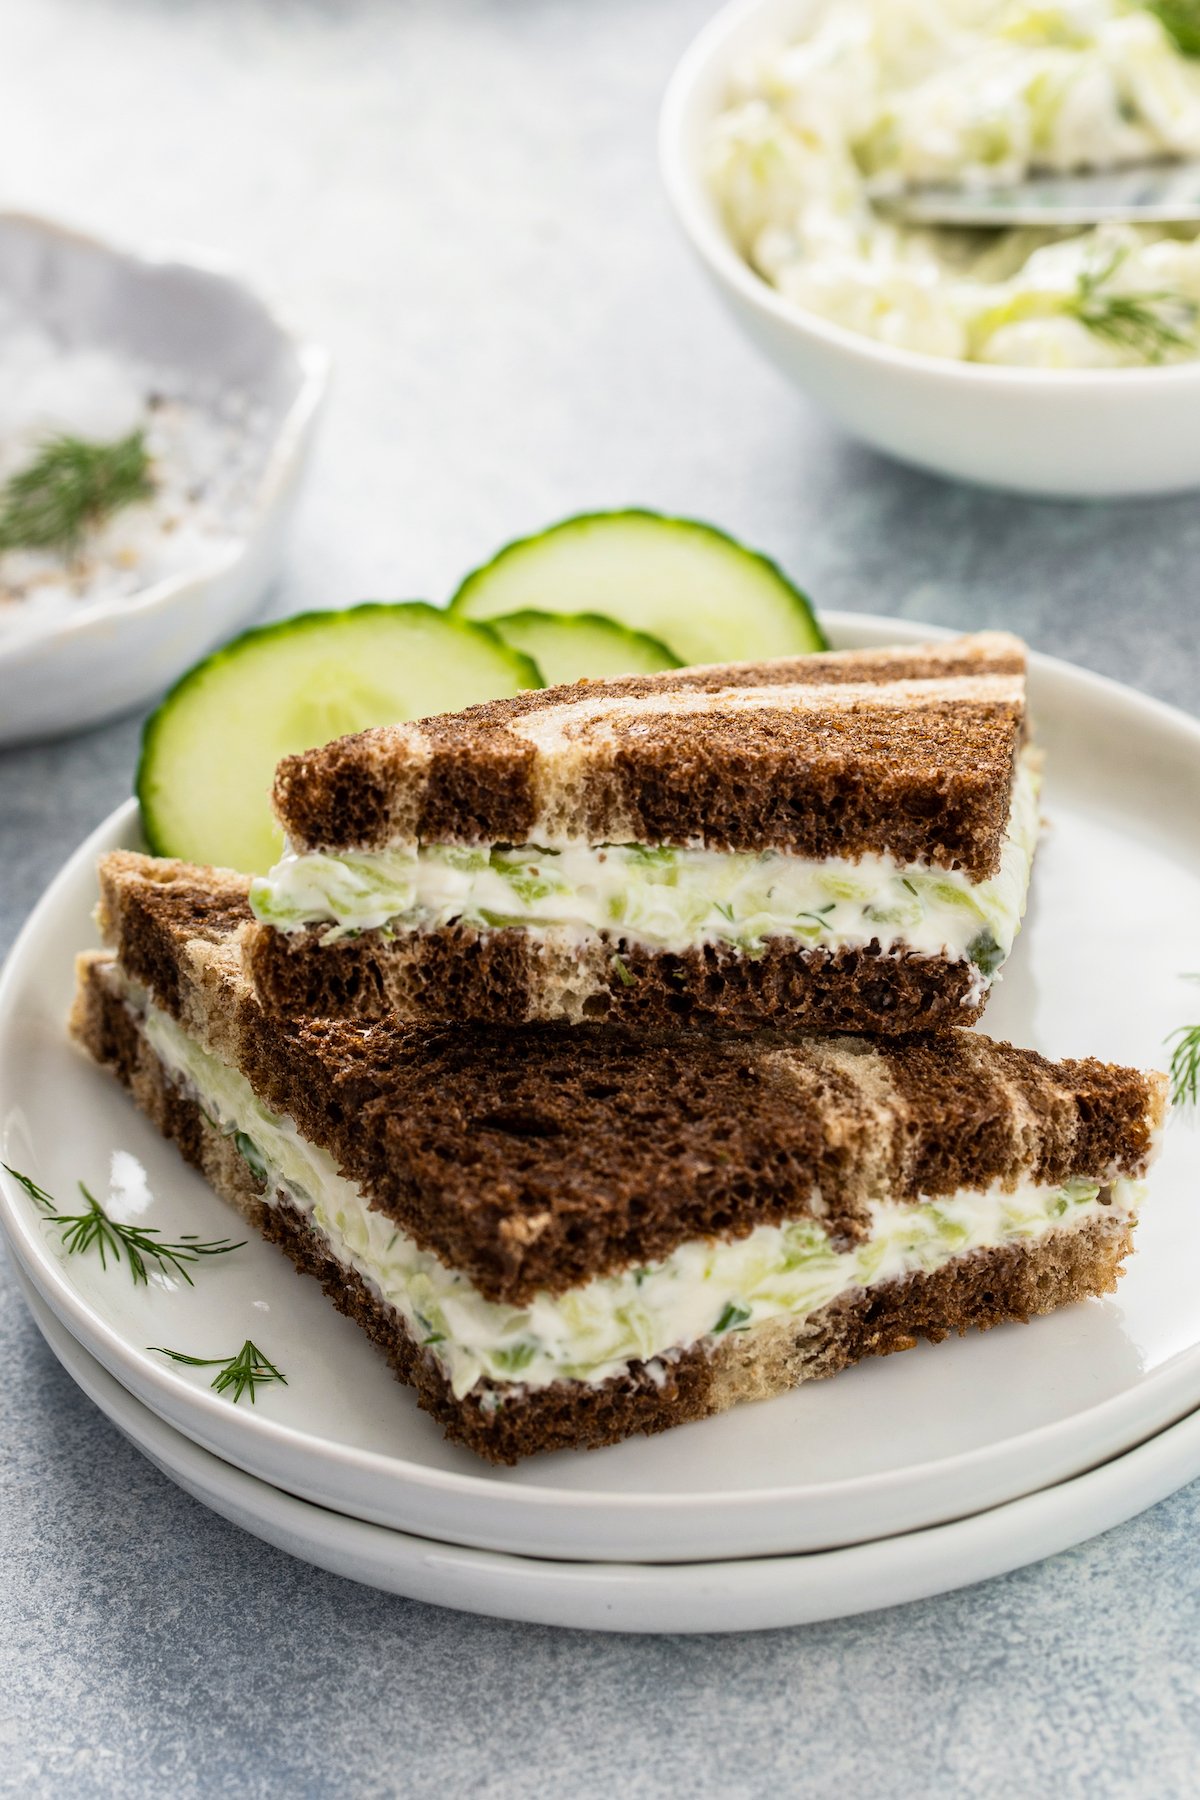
[2,614,1198,1564]
[659,0,1200,497]
[17,1264,1200,1634]
[0,212,328,745]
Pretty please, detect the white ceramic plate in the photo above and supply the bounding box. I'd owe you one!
[16,1261,1200,1634]
[2,614,1199,1565]
[0,212,328,745]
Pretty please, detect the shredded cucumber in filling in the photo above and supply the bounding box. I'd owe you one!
[129,980,1135,1401]
[250,752,1039,985]
[707,0,1200,367]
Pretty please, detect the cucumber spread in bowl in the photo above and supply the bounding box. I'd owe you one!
[709,0,1200,366]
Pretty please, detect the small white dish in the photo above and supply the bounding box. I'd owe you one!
[659,0,1200,497]
[0,212,328,745]
[17,1262,1200,1634]
[2,614,1199,1565]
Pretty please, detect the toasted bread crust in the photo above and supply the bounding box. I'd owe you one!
[271,635,1028,877]
[246,916,989,1033]
[85,854,1166,1309]
[70,960,1134,1464]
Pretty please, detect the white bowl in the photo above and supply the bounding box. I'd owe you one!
[0,213,329,746]
[659,0,1200,498]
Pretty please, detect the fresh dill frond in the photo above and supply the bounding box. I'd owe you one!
[5,1165,245,1284]
[1168,1024,1200,1110]
[1146,1,1200,58]
[2,1164,56,1209]
[1069,248,1199,362]
[150,1340,288,1405]
[714,1301,752,1334]
[0,428,155,556]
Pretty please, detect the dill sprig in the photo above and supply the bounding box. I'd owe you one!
[1070,248,1199,362]
[3,1165,56,1208]
[0,428,155,557]
[4,1164,244,1284]
[1146,1,1200,57]
[1168,1024,1200,1110]
[1166,973,1200,1111]
[611,954,637,987]
[150,1340,288,1405]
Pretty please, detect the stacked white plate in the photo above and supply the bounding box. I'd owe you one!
[3,614,1200,1634]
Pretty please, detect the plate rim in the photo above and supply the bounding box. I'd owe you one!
[3,610,1199,1560]
[15,1255,1200,1633]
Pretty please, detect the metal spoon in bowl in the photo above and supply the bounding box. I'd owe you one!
[875,161,1200,228]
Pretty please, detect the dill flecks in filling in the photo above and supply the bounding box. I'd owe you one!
[123,987,1138,1403]
[250,755,1041,987]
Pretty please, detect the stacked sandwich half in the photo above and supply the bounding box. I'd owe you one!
[74,632,1166,1461]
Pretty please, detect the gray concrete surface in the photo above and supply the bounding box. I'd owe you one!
[2,1,1199,1793]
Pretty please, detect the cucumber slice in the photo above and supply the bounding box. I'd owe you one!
[486,609,681,685]
[137,603,539,875]
[450,510,826,664]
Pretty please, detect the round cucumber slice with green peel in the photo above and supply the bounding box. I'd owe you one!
[137,603,540,875]
[486,609,681,685]
[450,510,826,664]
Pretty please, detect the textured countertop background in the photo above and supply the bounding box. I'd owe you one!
[2,2,1200,1794]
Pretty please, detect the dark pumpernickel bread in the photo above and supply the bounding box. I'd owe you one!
[270,633,1028,877]
[262,1204,1133,1463]
[90,852,1165,1310]
[246,914,988,1034]
[71,956,1136,1463]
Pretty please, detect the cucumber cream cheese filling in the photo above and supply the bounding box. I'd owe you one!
[250,751,1040,998]
[122,976,1137,1403]
[708,0,1200,368]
